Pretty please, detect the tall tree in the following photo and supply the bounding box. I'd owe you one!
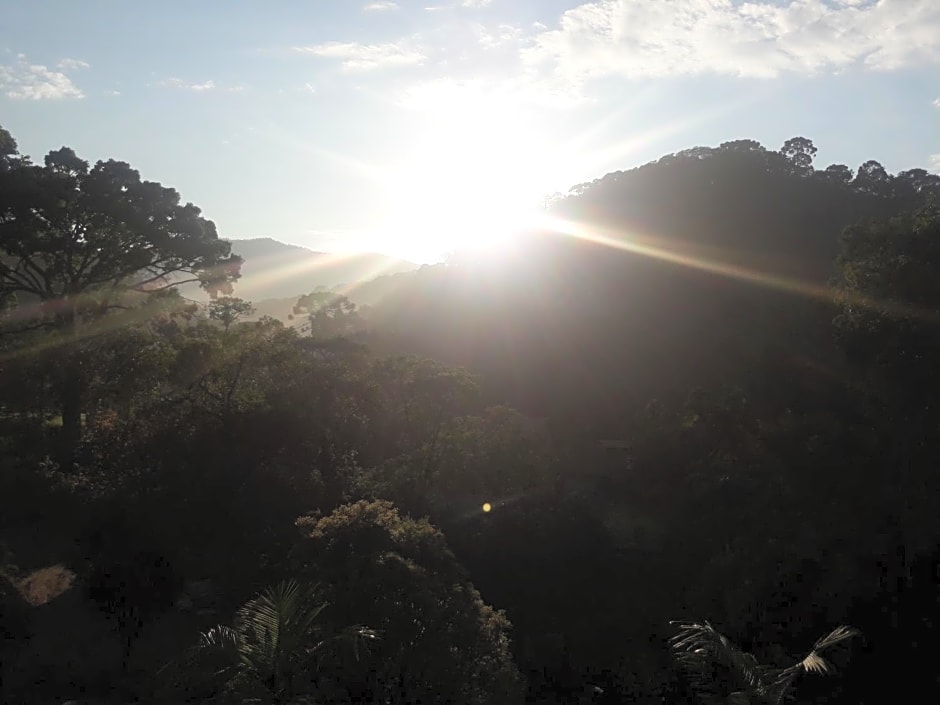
[293,291,362,340]
[0,127,241,462]
[780,137,817,174]
[852,160,892,196]
[293,500,525,705]
[208,295,255,331]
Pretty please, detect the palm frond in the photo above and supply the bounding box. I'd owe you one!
[800,652,830,676]
[672,621,860,705]
[810,625,861,655]
[670,621,769,703]
[189,579,379,702]
[342,625,381,661]
[235,580,327,676]
[785,625,861,684]
[190,624,243,682]
[199,624,240,652]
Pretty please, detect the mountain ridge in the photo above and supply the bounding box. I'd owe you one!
[188,237,418,302]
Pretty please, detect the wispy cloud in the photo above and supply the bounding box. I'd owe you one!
[933,97,940,108]
[475,23,523,49]
[0,57,84,100]
[159,77,217,92]
[158,77,245,93]
[364,1,399,10]
[524,0,940,81]
[463,0,493,6]
[930,154,940,173]
[295,41,425,71]
[57,58,90,71]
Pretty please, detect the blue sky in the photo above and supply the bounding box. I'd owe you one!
[1,0,938,261]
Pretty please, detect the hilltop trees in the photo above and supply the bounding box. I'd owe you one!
[0,124,17,164]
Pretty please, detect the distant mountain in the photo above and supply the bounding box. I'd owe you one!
[182,237,417,302]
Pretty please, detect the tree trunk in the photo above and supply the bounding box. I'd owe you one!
[56,301,83,470]
[59,370,83,469]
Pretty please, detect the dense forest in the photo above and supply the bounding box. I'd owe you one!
[1,124,938,704]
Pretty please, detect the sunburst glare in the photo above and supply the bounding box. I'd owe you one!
[379,83,563,262]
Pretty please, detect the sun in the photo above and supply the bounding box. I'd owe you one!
[380,83,555,262]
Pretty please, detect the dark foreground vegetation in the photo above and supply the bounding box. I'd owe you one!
[1,125,938,704]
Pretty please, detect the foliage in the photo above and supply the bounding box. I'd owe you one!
[0,125,241,461]
[293,291,361,340]
[0,141,240,314]
[671,622,860,705]
[361,405,557,517]
[833,205,940,387]
[209,296,256,331]
[831,204,940,568]
[293,500,525,705]
[193,580,378,704]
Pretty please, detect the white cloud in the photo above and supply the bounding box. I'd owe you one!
[0,58,84,100]
[930,154,940,173]
[57,58,90,71]
[524,0,940,81]
[933,97,940,108]
[295,41,425,71]
[364,1,399,10]
[463,0,493,6]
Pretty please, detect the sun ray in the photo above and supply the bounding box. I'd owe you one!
[541,215,940,325]
[232,249,392,297]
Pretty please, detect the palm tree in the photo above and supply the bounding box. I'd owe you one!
[196,580,378,704]
[670,621,860,705]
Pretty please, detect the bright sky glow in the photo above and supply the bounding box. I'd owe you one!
[1,0,938,262]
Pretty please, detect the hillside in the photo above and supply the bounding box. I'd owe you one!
[356,139,940,429]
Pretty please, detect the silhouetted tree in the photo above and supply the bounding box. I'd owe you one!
[0,127,241,463]
[208,295,255,331]
[780,136,817,174]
